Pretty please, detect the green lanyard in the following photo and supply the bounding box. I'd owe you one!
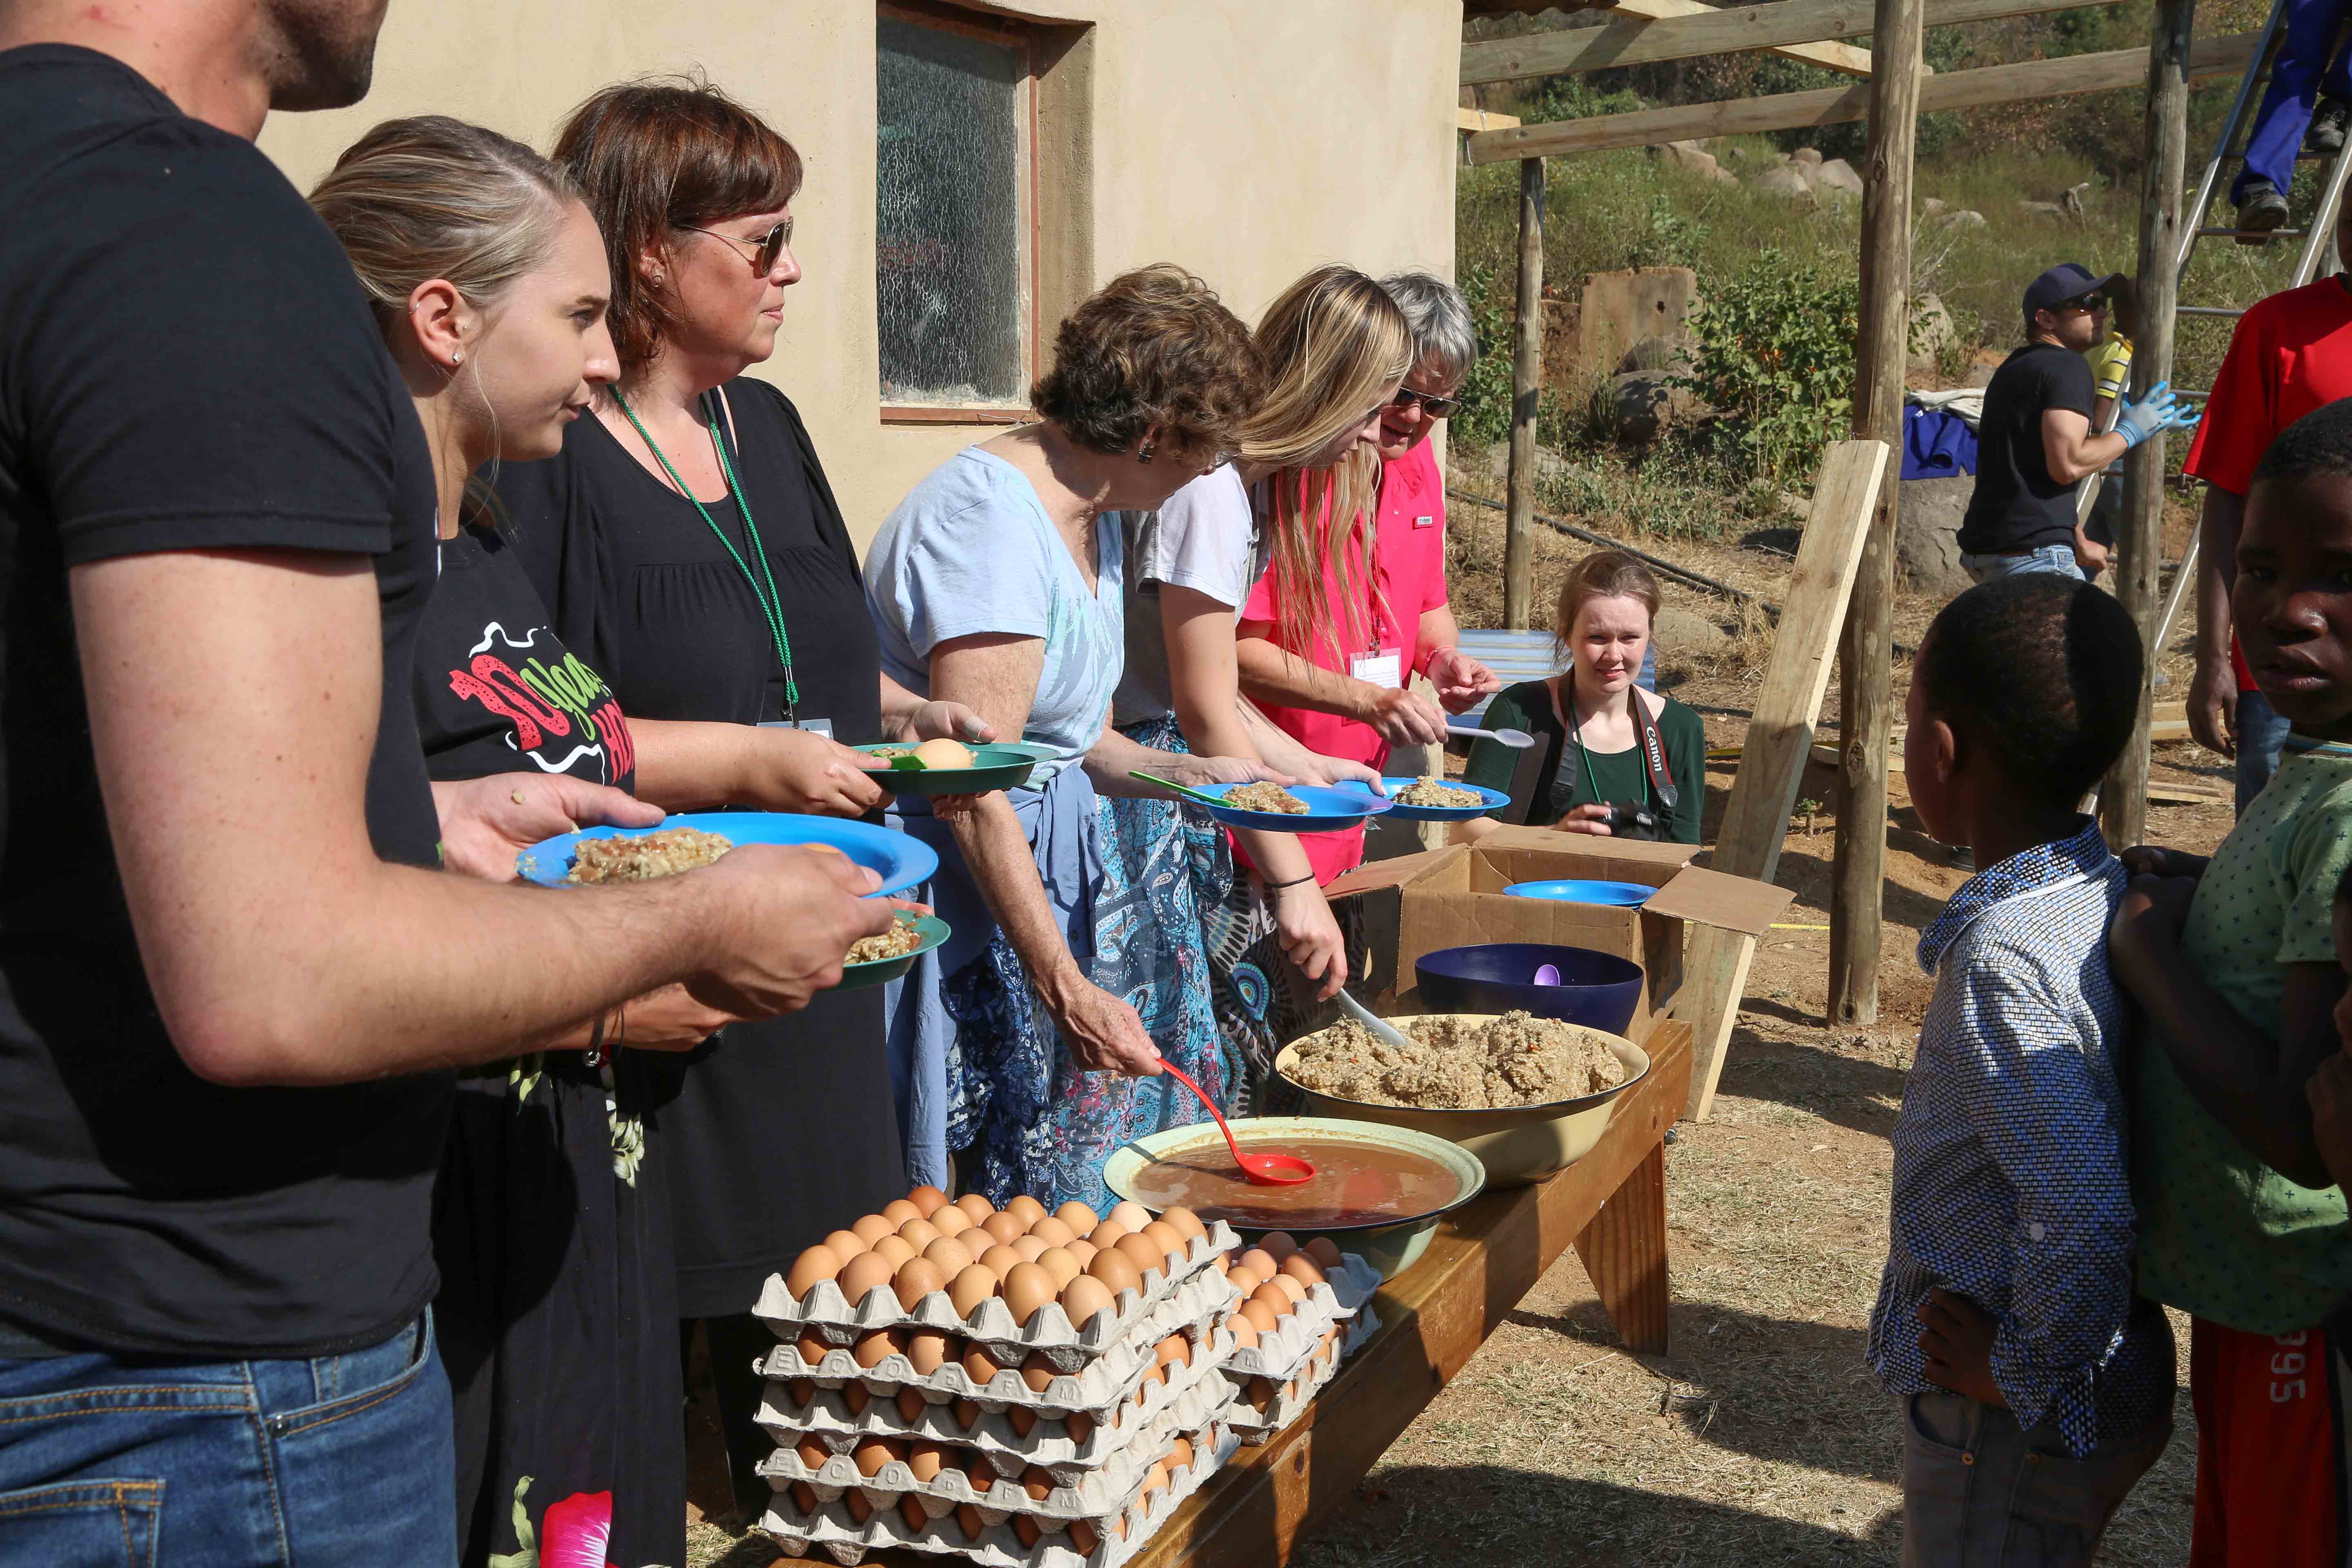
[611,389,800,719]
[1567,687,1649,811]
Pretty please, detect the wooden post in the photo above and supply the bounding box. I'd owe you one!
[2100,0,2195,850]
[1505,155,1545,632]
[1827,0,1924,1026]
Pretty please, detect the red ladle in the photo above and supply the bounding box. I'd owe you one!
[1156,1059,1314,1185]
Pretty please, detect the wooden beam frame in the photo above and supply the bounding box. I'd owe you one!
[1459,0,2117,82]
[1465,30,2257,161]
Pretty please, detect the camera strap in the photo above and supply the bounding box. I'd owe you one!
[1632,693,1678,812]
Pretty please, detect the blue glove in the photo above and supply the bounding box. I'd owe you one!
[2116,380,2201,449]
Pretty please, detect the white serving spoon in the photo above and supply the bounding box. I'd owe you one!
[1445,717,1536,749]
[1332,987,1414,1051]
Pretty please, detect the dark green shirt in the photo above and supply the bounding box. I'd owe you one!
[1463,678,1706,844]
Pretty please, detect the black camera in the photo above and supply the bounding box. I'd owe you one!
[1603,802,1665,841]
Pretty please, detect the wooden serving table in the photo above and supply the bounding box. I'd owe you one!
[1127,1017,1690,1568]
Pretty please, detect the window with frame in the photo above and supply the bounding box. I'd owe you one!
[876,3,1037,419]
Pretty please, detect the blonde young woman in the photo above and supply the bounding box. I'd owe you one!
[1105,264,1408,1106]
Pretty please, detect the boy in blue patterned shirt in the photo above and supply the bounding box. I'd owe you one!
[1867,573,2174,1566]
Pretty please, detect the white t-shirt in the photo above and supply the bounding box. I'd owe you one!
[1111,463,1265,726]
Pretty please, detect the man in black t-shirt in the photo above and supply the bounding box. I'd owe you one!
[0,3,897,1558]
[1958,262,2201,585]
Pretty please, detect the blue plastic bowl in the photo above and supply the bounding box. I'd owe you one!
[1414,942,1645,1035]
[1503,878,1653,907]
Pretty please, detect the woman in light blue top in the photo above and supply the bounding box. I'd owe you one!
[867,265,1273,1207]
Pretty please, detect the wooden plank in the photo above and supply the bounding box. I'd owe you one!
[1125,1023,1692,1568]
[1455,105,1522,132]
[2100,0,2196,853]
[1505,156,1545,632]
[1460,0,2116,82]
[1465,31,2258,162]
[1683,440,1886,1119]
[1599,0,1878,78]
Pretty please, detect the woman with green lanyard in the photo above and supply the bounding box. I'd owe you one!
[494,80,984,1526]
[1459,550,1706,845]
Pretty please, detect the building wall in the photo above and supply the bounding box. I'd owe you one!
[261,0,1461,546]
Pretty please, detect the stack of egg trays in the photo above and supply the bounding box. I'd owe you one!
[1219,1253,1383,1447]
[760,1421,1241,1568]
[755,1324,1238,1479]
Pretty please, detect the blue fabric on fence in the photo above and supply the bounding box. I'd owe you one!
[1903,405,1979,480]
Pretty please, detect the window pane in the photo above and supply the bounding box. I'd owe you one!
[877,18,1025,406]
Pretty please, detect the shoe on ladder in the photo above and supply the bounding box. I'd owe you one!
[2310,95,2352,155]
[2235,178,2292,242]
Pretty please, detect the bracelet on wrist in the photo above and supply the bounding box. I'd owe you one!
[1265,872,1318,891]
[585,1009,609,1069]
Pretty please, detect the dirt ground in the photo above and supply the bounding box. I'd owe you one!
[686,470,2232,1567]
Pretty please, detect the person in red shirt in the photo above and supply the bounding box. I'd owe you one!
[1235,271,1501,883]
[2183,200,2352,813]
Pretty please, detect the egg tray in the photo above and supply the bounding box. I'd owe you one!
[760,1423,1240,1568]
[755,1344,1236,1475]
[755,1221,1242,1368]
[756,1281,1238,1417]
[756,1393,1238,1522]
[1218,1254,1381,1382]
[1223,1338,1348,1448]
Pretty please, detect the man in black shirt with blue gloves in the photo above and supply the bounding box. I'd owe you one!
[1959,262,2202,584]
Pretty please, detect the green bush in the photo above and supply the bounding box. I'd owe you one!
[1671,249,1859,482]
[1450,260,1519,449]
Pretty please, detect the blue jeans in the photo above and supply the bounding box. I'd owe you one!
[2234,0,2352,203]
[1960,543,2085,584]
[1902,1391,2170,1568]
[2236,684,2293,815]
[0,1311,457,1566]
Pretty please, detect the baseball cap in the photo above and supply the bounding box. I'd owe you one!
[2023,262,2124,320]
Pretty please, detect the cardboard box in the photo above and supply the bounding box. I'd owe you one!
[1322,827,1792,1034]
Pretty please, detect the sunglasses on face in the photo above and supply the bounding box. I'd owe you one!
[2060,294,2109,314]
[1388,386,1460,420]
[679,218,794,275]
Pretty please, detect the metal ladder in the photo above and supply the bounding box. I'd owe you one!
[2130,0,2352,662]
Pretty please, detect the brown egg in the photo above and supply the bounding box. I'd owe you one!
[896,1387,927,1423]
[1055,1199,1099,1233]
[869,1233,916,1270]
[1011,1234,1051,1263]
[794,1434,830,1470]
[1239,1298,1280,1336]
[1020,1464,1055,1502]
[1056,1274,1115,1334]
[1114,1232,1166,1279]
[923,1236,976,1278]
[962,1343,1005,1385]
[1066,1410,1095,1444]
[1001,1261,1058,1329]
[881,1198,923,1228]
[906,1440,948,1483]
[948,1263,999,1321]
[1228,1313,1260,1351]
[905,1327,953,1376]
[1005,1194,1047,1229]
[1154,1334,1191,1372]
[785,1243,841,1299]
[1141,1459,1172,1500]
[1225,1266,1263,1298]
[1278,1253,1327,1289]
[893,1257,946,1309]
[979,1210,1027,1247]
[836,1250,897,1308]
[1087,1220,1130,1252]
[979,1243,1028,1279]
[850,1212,895,1246]
[897,1216,940,1252]
[1169,1434,1196,1474]
[1139,1358,1166,1389]
[1141,1220,1187,1267]
[966,1451,997,1488]
[953,1398,982,1431]
[852,1327,902,1369]
[1007,1405,1037,1437]
[899,1495,928,1533]
[1235,1247,1279,1280]
[851,1435,904,1477]
[1087,1247,1142,1298]
[1069,1519,1101,1555]
[1066,1238,1099,1269]
[1251,1281,1294,1319]
[1160,1205,1208,1244]
[793,1329,834,1371]
[822,1227,868,1260]
[953,1192,994,1224]
[907,1184,950,1217]
[789,1480,820,1514]
[1021,1353,1057,1394]
[1258,1230,1299,1261]
[956,1502,986,1541]
[1107,1199,1153,1232]
[1033,1245,1082,1293]
[1013,1515,1043,1548]
[843,1490,873,1525]
[929,1204,974,1238]
[841,1381,869,1415]
[1272,1274,1308,1306]
[1027,1214,1075,1249]
[1246,1375,1276,1409]
[1304,1236,1345,1269]
[785,1376,814,1406]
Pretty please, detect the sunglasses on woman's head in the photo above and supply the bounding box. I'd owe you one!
[679,218,794,274]
[1389,387,1459,419]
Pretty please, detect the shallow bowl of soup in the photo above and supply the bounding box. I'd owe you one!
[1101,1116,1484,1279]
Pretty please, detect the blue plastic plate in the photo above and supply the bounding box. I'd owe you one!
[517,811,937,898]
[1344,777,1510,823]
[1503,878,1655,907]
[1185,782,1397,833]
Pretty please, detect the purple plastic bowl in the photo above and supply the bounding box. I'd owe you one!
[1414,943,1644,1035]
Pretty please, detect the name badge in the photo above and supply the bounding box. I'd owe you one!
[1413,514,1436,529]
[1349,649,1403,690]
[757,718,835,738]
